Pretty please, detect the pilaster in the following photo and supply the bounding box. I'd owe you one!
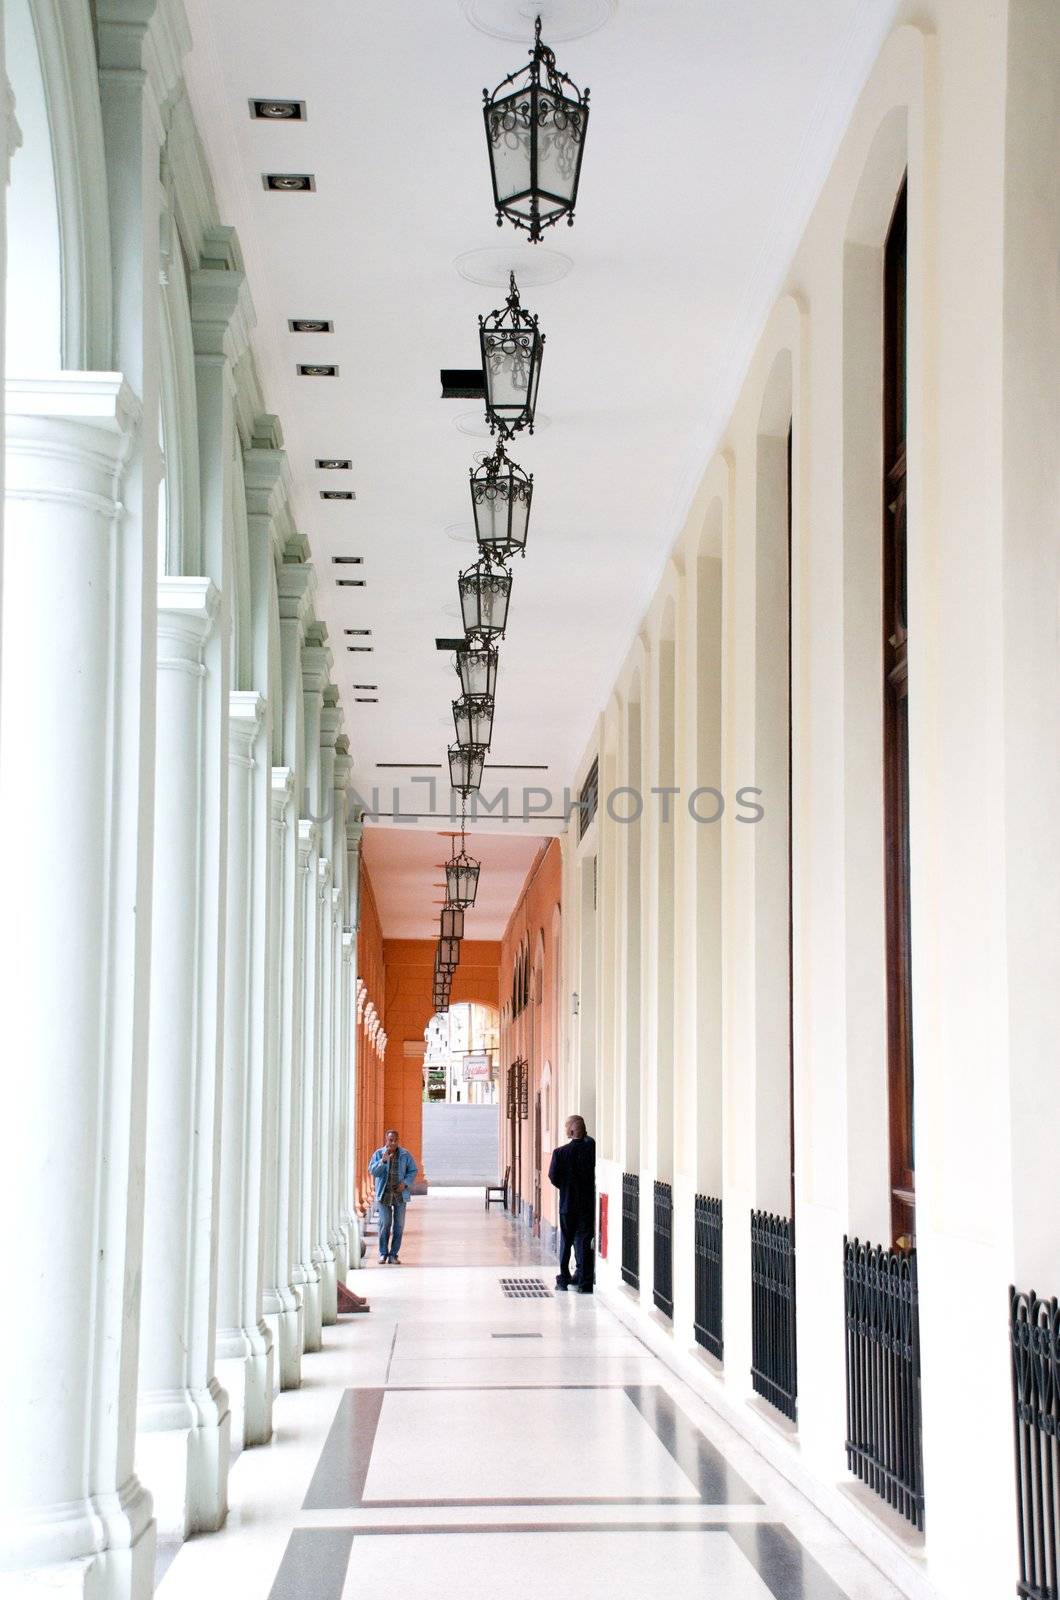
[216,691,274,1450]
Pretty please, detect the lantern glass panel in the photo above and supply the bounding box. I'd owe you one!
[487,87,530,208]
[482,323,542,431]
[457,646,498,699]
[439,937,461,968]
[440,906,464,940]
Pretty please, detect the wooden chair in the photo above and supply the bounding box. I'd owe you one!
[485,1165,510,1212]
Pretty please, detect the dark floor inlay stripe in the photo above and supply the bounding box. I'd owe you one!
[623,1385,762,1505]
[302,1388,384,1510]
[491,1332,543,1339]
[728,1523,852,1600]
[268,1529,354,1600]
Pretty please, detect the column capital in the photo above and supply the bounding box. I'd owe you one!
[302,640,334,694]
[278,561,317,627]
[191,258,255,366]
[297,818,320,860]
[321,701,344,748]
[334,750,353,791]
[229,690,266,759]
[342,931,355,958]
[157,575,219,656]
[346,815,365,848]
[6,372,142,462]
[271,765,295,818]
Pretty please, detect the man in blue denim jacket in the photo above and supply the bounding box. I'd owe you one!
[368,1129,419,1264]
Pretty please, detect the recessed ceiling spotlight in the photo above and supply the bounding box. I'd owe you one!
[336,578,366,587]
[355,697,379,703]
[251,99,306,120]
[297,364,338,377]
[344,628,371,635]
[289,318,332,333]
[263,173,315,192]
[321,489,355,500]
[347,645,373,652]
[331,556,363,565]
[352,684,378,690]
[316,458,351,470]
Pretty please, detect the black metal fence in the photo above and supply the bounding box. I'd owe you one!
[750,1210,797,1421]
[653,1181,673,1318]
[1011,1287,1060,1599]
[694,1194,723,1359]
[843,1237,925,1531]
[621,1172,639,1289]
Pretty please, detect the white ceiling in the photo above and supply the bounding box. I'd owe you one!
[183,0,897,844]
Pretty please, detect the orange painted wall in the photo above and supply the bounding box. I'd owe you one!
[498,839,563,1233]
[382,939,500,1184]
[355,862,386,1211]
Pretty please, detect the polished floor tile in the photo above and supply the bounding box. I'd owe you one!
[156,1192,905,1600]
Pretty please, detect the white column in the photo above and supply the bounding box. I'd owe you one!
[276,561,315,1379]
[344,818,365,1258]
[316,852,338,1324]
[264,765,301,1386]
[137,577,230,1540]
[319,699,345,1307]
[216,690,274,1449]
[0,375,155,1599]
[295,816,323,1350]
[340,930,358,1268]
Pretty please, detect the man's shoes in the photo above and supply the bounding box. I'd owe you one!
[389,1255,401,1265]
[555,1277,570,1290]
[578,1285,593,1294]
[378,1256,388,1264]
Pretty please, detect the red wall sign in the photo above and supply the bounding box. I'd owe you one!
[598,1192,608,1259]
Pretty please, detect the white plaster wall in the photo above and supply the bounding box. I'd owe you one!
[579,7,1060,1599]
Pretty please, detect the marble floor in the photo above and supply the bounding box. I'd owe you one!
[157,1191,905,1600]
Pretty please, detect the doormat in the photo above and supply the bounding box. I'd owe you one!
[499,1277,552,1298]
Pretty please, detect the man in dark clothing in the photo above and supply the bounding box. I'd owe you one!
[548,1115,596,1293]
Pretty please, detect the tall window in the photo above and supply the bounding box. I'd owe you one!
[883,181,914,1247]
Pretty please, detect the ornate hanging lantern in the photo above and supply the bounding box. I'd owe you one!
[438,936,461,970]
[470,441,533,561]
[482,15,590,243]
[440,906,465,941]
[448,742,486,796]
[459,556,512,639]
[479,274,544,438]
[445,836,481,909]
[453,693,495,750]
[456,642,498,700]
[435,944,458,979]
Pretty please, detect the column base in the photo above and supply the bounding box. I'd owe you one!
[294,1264,322,1353]
[317,1245,338,1327]
[136,1381,230,1540]
[263,1284,303,1391]
[331,1224,349,1285]
[215,1321,274,1449]
[342,1208,364,1267]
[0,1474,155,1600]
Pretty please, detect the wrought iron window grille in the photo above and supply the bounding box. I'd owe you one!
[694,1194,724,1360]
[653,1180,674,1319]
[1011,1285,1060,1597]
[843,1237,925,1531]
[621,1171,640,1291]
[750,1209,798,1423]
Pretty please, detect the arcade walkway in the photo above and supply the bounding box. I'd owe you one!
[157,1194,904,1600]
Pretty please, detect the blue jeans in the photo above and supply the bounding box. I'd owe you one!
[378,1200,407,1259]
